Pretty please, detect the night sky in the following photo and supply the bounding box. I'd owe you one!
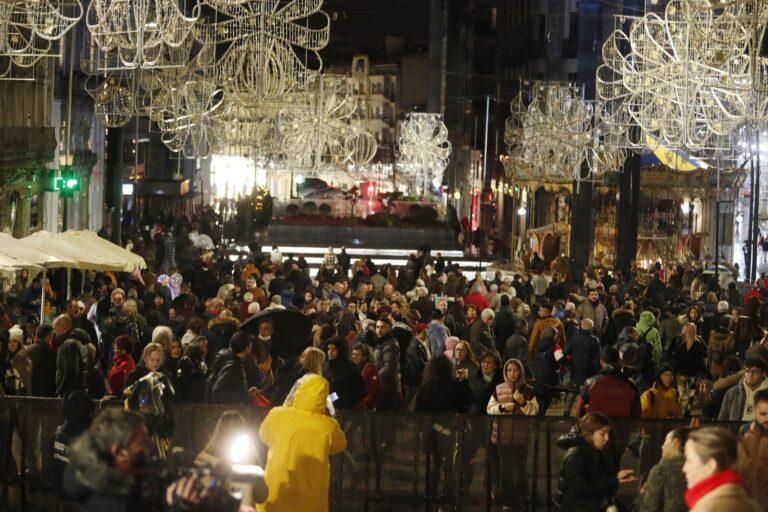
[321,0,430,64]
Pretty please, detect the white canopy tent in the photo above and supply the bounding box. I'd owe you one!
[17,231,147,320]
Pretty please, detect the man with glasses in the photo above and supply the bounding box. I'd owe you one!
[719,358,768,421]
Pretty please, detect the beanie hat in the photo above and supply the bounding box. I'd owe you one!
[8,325,24,343]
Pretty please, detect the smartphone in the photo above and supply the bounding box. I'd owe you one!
[329,392,339,402]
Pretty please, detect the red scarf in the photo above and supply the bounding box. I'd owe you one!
[684,469,743,509]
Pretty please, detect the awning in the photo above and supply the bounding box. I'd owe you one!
[0,233,77,268]
[57,230,146,272]
[19,231,129,271]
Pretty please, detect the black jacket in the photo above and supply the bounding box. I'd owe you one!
[210,350,249,404]
[27,341,58,397]
[467,367,504,415]
[321,354,365,410]
[492,307,518,351]
[556,435,618,512]
[565,329,600,386]
[55,329,89,397]
[531,334,558,386]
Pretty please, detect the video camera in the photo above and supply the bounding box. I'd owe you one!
[142,447,265,512]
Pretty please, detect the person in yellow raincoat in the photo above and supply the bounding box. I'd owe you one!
[257,373,346,512]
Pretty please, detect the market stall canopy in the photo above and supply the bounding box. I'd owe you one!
[0,252,42,272]
[0,233,77,268]
[57,230,146,272]
[18,231,145,272]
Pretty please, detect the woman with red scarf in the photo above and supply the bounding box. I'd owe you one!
[682,427,760,511]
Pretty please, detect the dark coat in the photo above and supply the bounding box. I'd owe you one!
[531,334,558,386]
[56,329,89,397]
[467,366,504,415]
[492,307,518,352]
[321,339,365,409]
[26,341,57,397]
[565,329,600,386]
[556,435,618,512]
[210,350,250,404]
[175,355,208,403]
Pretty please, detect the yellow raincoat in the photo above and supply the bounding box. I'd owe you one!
[257,374,347,512]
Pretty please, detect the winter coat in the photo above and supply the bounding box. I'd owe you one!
[659,314,684,352]
[405,337,430,386]
[741,421,768,507]
[427,321,449,356]
[556,435,619,512]
[640,383,681,420]
[174,355,208,403]
[637,311,663,364]
[413,376,472,414]
[576,300,609,337]
[374,333,401,395]
[565,328,600,386]
[26,341,57,397]
[107,353,135,397]
[531,333,558,386]
[321,342,365,409]
[257,374,346,512]
[719,377,768,421]
[210,350,250,405]
[492,307,518,348]
[608,308,636,346]
[707,328,735,378]
[673,337,708,378]
[504,332,532,376]
[487,359,538,444]
[467,366,503,415]
[55,329,89,397]
[576,366,641,419]
[528,316,565,357]
[687,479,760,512]
[469,319,495,359]
[355,362,382,410]
[9,346,32,394]
[635,456,687,512]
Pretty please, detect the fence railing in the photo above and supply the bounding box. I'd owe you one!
[0,397,743,512]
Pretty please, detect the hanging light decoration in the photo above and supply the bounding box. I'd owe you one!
[397,113,452,193]
[278,74,358,170]
[86,0,200,69]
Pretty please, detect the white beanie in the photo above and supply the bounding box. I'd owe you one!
[9,325,24,343]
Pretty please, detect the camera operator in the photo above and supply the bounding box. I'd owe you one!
[64,408,207,512]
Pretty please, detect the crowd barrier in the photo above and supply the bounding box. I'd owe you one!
[0,397,742,512]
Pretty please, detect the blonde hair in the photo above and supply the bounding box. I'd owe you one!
[141,342,165,365]
[682,322,698,347]
[300,346,325,374]
[122,299,138,318]
[687,427,740,471]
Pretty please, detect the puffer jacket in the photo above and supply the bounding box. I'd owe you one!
[707,328,735,378]
[487,359,538,444]
[555,434,618,512]
[741,421,768,507]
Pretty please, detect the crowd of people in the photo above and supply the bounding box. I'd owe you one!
[1,216,768,510]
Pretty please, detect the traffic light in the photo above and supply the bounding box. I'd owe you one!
[48,168,81,197]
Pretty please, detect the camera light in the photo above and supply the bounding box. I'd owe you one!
[228,434,254,464]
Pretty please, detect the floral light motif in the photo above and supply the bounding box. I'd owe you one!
[397,113,452,193]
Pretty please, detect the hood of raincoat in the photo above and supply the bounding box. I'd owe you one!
[637,310,656,332]
[285,373,330,414]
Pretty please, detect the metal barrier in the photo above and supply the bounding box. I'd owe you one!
[0,397,742,512]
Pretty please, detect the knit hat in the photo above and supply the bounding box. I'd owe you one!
[8,325,23,343]
[413,322,428,334]
[111,287,126,298]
